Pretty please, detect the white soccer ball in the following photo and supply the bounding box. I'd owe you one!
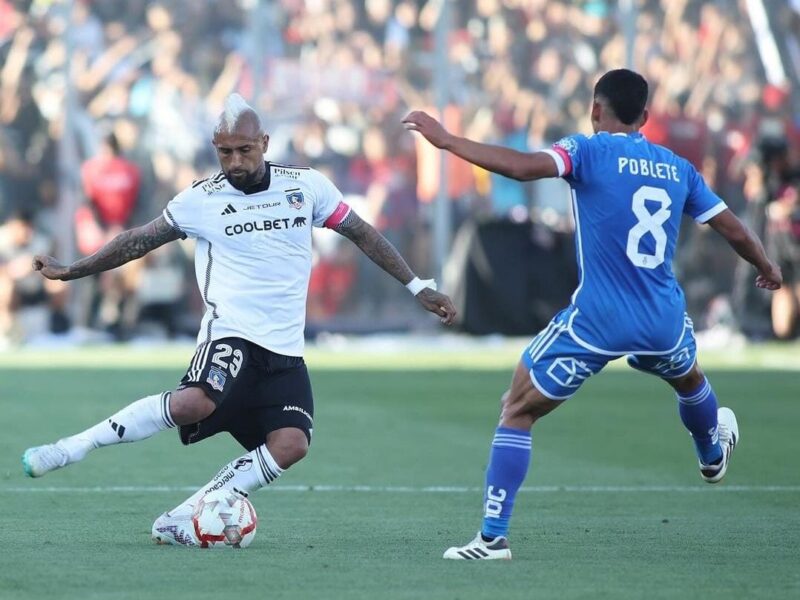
[191,489,258,549]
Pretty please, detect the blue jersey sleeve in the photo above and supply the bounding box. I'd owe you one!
[684,163,727,223]
[546,134,591,182]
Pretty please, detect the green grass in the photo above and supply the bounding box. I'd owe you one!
[0,345,798,599]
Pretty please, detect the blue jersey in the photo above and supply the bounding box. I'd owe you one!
[543,132,727,354]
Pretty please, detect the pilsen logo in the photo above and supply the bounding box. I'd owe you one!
[202,179,226,196]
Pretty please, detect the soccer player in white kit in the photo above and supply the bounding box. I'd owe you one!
[24,94,457,546]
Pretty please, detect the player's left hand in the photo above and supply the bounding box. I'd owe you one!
[402,111,452,149]
[755,260,782,290]
[416,288,457,325]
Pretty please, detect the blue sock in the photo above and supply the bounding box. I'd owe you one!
[481,426,531,540]
[677,377,722,465]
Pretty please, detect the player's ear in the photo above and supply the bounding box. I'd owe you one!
[639,109,649,128]
[261,133,269,153]
[590,100,602,124]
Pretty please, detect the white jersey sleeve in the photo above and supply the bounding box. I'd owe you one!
[307,169,345,227]
[162,182,208,239]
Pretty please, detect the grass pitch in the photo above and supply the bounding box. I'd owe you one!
[0,342,798,599]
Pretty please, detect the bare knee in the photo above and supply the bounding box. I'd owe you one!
[168,387,216,425]
[266,428,309,469]
[500,363,563,429]
[500,387,559,429]
[667,363,706,395]
[500,389,527,423]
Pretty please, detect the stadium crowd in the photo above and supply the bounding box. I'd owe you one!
[0,0,798,345]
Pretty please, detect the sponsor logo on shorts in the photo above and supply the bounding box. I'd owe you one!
[546,357,593,388]
[283,405,312,422]
[207,366,227,392]
[653,348,692,373]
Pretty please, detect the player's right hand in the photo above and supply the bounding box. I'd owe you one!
[416,288,458,325]
[32,255,70,280]
[402,111,452,149]
[755,261,782,290]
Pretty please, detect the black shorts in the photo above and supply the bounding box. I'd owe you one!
[177,338,314,450]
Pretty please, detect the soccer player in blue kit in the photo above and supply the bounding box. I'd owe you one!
[403,69,783,560]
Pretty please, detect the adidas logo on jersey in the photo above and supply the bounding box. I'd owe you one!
[221,204,238,216]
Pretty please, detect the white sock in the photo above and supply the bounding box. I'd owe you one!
[59,392,176,462]
[174,445,283,511]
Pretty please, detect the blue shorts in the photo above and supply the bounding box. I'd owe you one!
[521,309,697,400]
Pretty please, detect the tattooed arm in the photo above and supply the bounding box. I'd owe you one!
[33,215,182,281]
[333,210,457,324]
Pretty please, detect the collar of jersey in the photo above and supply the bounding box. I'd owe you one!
[236,162,272,195]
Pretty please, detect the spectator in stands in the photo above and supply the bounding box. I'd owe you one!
[0,0,795,339]
[78,131,141,338]
[767,178,800,339]
[79,132,140,244]
[0,212,69,345]
[129,243,188,339]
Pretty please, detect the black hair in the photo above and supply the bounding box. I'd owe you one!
[105,132,121,155]
[593,69,649,125]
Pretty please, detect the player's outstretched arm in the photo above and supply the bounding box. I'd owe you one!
[707,209,782,290]
[333,210,457,324]
[402,110,558,181]
[33,215,181,281]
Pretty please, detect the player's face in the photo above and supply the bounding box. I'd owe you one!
[213,130,269,190]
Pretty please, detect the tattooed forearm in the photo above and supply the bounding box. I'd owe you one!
[334,211,415,284]
[64,216,181,280]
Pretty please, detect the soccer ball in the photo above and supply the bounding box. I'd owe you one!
[191,489,258,549]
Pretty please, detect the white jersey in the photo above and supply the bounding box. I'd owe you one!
[163,163,349,356]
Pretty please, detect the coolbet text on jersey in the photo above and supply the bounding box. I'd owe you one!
[163,163,349,357]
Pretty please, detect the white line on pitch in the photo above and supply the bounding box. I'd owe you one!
[1,485,799,494]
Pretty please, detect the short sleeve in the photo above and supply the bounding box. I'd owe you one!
[684,164,727,223]
[162,187,203,239]
[542,134,589,180]
[308,169,345,227]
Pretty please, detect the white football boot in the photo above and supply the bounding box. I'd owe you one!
[151,503,198,547]
[22,441,71,478]
[699,407,739,484]
[443,532,512,560]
